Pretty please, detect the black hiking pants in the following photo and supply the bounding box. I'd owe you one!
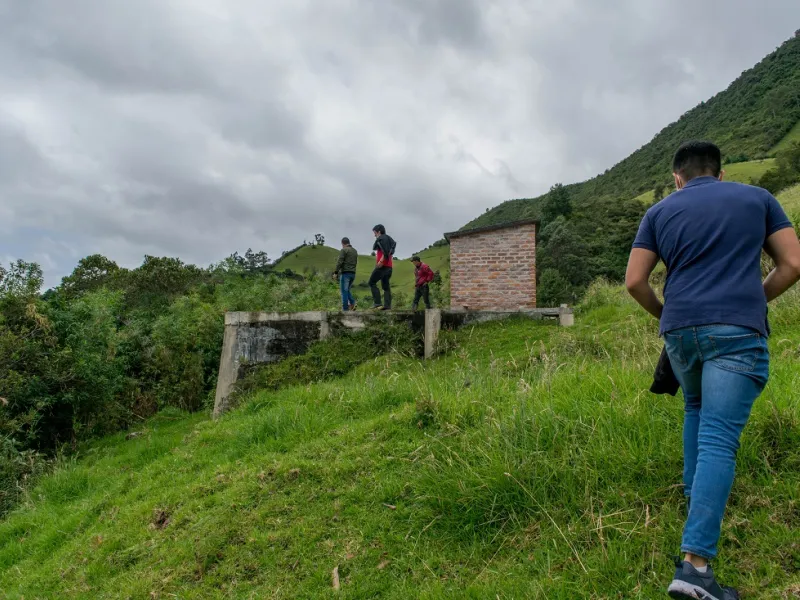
[412,284,431,310]
[369,266,392,308]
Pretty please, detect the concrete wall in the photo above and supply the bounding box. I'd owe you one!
[449,221,537,311]
[213,306,573,418]
[212,311,424,418]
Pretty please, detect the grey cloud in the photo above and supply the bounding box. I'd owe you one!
[525,0,800,177]
[0,0,798,286]
[6,0,221,95]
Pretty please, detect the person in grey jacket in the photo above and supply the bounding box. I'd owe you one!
[334,237,358,311]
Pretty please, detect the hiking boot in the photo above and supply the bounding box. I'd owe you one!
[667,559,739,600]
[349,302,357,311]
[370,304,383,310]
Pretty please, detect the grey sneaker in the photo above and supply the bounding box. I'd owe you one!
[668,559,739,600]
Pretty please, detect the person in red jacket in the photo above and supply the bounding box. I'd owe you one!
[411,256,435,311]
[369,224,396,310]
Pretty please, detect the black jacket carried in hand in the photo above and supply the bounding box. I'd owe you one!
[650,346,680,396]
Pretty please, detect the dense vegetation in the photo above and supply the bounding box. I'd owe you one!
[0,252,349,515]
[1,282,798,598]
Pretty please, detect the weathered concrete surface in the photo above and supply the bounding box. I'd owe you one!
[213,306,574,418]
[213,311,422,418]
[424,309,442,360]
[440,307,568,330]
[213,312,325,418]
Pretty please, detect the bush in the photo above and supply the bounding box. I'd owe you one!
[538,269,574,307]
[0,437,47,516]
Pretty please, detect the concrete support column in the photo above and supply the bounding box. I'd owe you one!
[559,304,574,327]
[424,309,442,360]
[212,322,239,419]
[318,312,331,340]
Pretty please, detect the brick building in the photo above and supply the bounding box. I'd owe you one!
[444,219,538,311]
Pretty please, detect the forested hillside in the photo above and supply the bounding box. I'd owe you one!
[465,35,800,231]
[456,35,800,306]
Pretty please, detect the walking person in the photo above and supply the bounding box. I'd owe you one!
[625,141,800,599]
[333,237,358,311]
[368,224,396,310]
[411,256,435,311]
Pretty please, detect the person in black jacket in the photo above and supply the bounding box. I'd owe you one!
[369,224,395,310]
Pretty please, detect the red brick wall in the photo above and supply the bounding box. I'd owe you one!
[449,222,537,310]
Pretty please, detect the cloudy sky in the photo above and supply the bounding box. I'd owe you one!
[1,0,799,286]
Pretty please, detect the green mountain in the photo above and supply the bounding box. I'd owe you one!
[465,35,800,231]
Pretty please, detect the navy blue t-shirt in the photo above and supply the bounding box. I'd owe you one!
[632,176,792,336]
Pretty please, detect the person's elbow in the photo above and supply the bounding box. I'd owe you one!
[625,273,647,296]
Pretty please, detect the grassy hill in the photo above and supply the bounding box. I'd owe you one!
[275,244,451,304]
[633,158,779,205]
[465,35,800,231]
[2,282,799,598]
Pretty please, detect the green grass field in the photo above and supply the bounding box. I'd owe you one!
[723,158,777,184]
[275,244,451,302]
[2,282,799,598]
[634,159,778,205]
[771,120,800,155]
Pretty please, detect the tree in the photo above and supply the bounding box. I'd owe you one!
[60,254,121,297]
[758,143,800,194]
[314,233,325,246]
[0,260,44,301]
[538,268,573,307]
[653,184,665,203]
[541,183,572,223]
[122,256,207,314]
[537,217,591,290]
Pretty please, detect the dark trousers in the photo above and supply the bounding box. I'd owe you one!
[368,266,392,308]
[412,284,431,310]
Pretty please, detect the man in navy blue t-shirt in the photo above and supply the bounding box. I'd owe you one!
[626,141,800,599]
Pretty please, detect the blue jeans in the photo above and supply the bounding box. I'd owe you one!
[664,325,769,559]
[339,273,355,311]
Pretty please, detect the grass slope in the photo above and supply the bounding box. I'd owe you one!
[772,120,800,155]
[2,283,799,599]
[275,245,451,301]
[634,158,778,205]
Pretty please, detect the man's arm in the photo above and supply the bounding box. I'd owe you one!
[763,227,800,302]
[625,248,663,319]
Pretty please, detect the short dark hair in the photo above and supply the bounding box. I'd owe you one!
[372,224,386,235]
[411,256,421,263]
[341,237,350,245]
[672,141,722,181]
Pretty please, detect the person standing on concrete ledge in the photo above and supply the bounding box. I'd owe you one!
[626,140,800,600]
[334,237,358,311]
[411,256,434,311]
[369,224,396,310]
